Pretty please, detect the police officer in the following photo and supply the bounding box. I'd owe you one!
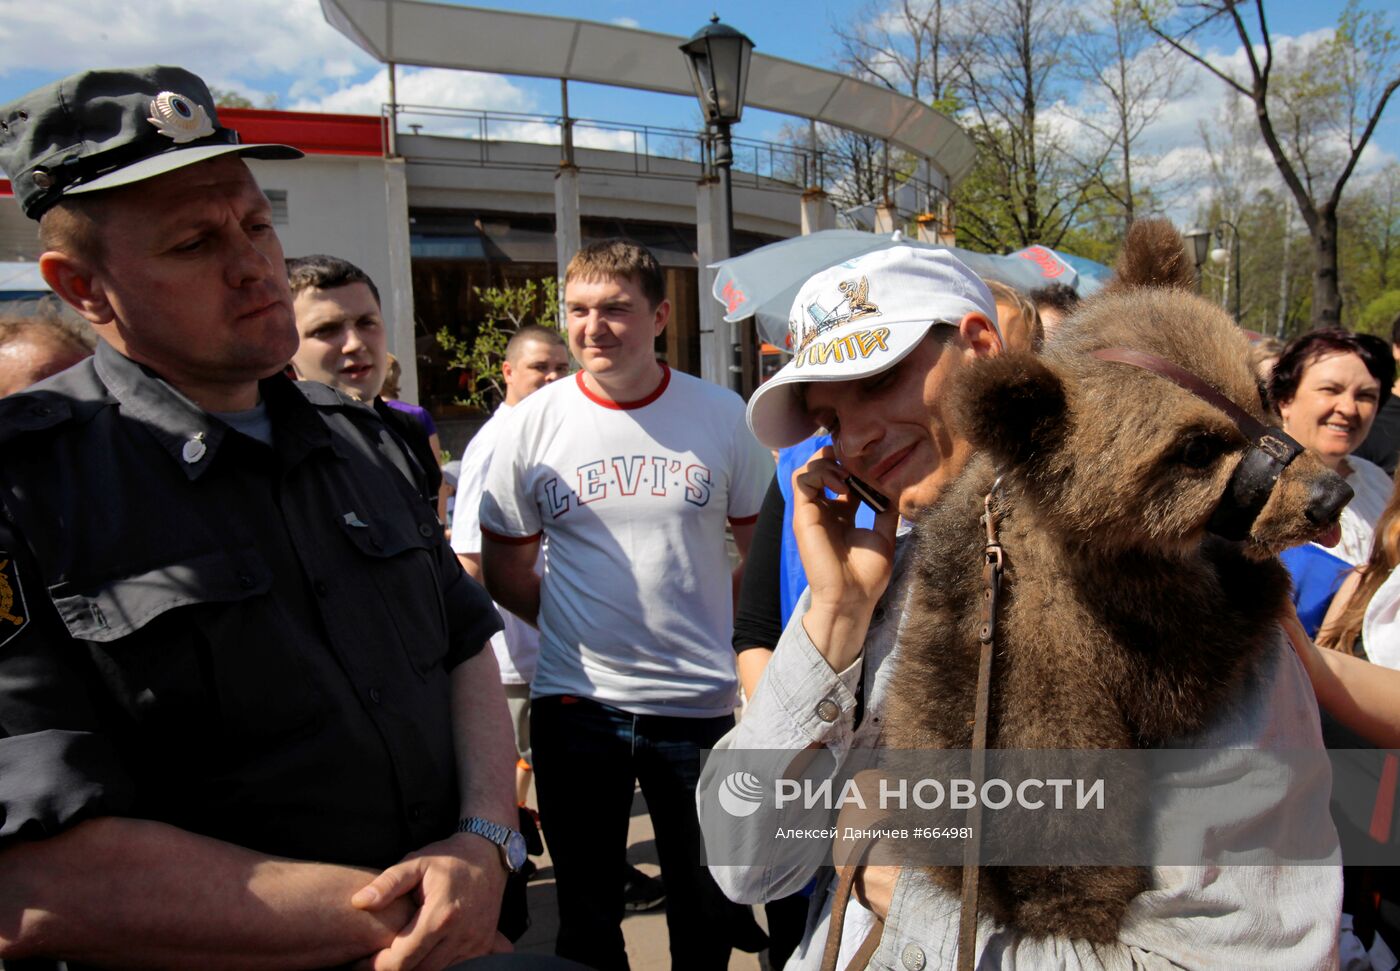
[0,67,525,970]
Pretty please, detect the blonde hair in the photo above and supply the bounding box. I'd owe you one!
[381,353,402,399]
[984,279,1043,353]
[1318,479,1400,653]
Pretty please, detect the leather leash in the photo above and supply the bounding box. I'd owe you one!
[819,480,1004,971]
[820,852,889,971]
[956,480,1004,971]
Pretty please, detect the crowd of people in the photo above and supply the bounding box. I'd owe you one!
[3,61,1400,971]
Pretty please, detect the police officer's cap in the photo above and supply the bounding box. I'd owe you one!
[0,65,303,221]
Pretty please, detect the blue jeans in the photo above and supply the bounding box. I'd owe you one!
[532,695,737,971]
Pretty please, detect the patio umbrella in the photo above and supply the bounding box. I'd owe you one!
[712,230,1081,348]
[1009,245,1112,296]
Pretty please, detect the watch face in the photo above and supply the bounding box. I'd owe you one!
[505,831,529,871]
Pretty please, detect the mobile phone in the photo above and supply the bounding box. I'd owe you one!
[844,473,889,515]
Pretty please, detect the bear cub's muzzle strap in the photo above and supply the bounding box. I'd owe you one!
[1091,348,1304,542]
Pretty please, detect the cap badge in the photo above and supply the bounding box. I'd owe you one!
[795,275,882,351]
[148,92,214,144]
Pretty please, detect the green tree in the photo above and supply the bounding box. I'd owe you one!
[208,87,278,110]
[947,0,1114,251]
[1141,0,1400,329]
[435,278,561,410]
[1339,162,1400,324]
[1356,290,1400,335]
[1067,0,1184,236]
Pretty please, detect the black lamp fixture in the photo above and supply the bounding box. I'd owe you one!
[1184,226,1213,268]
[680,15,755,127]
[681,15,755,392]
[1183,226,1212,292]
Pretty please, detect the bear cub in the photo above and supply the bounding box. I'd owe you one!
[884,220,1348,943]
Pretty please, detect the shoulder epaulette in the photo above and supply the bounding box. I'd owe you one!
[0,390,76,445]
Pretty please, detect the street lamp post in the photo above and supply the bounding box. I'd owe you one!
[1209,219,1242,324]
[1183,226,1213,293]
[681,15,754,393]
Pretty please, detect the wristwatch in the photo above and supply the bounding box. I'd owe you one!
[457,816,528,873]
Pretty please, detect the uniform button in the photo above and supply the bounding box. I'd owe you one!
[408,804,424,820]
[314,580,328,596]
[901,943,926,971]
[237,572,256,589]
[815,698,840,723]
[417,523,435,539]
[369,687,382,704]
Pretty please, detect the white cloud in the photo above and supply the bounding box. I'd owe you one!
[290,66,534,117]
[1037,22,1400,223]
[611,17,641,29]
[0,0,376,92]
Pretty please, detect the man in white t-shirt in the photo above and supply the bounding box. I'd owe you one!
[481,239,775,970]
[452,323,570,808]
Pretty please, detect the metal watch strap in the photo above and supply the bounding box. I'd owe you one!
[457,816,522,872]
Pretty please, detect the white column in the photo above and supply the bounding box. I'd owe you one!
[554,162,581,328]
[801,188,836,234]
[873,203,898,235]
[382,156,419,404]
[696,176,727,387]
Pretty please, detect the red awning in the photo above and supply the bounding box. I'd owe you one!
[218,108,385,157]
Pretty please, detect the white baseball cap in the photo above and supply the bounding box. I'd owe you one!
[746,245,1000,449]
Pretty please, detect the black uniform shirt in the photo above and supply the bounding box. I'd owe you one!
[375,396,443,505]
[1355,393,1400,476]
[0,341,501,868]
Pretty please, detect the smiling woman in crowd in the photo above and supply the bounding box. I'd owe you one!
[1270,329,1396,635]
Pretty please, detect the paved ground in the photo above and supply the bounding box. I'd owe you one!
[515,783,765,971]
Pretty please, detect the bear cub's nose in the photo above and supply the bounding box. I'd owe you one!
[1305,476,1354,527]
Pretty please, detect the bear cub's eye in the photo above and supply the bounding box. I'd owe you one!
[1180,435,1223,469]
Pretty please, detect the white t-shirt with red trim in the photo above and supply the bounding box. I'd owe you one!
[450,401,540,685]
[481,365,774,717]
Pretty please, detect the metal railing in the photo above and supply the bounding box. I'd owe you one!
[383,102,950,215]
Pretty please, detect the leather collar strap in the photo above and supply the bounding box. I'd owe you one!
[1090,347,1304,542]
[1091,348,1274,441]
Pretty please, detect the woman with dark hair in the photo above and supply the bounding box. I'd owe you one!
[1270,328,1396,635]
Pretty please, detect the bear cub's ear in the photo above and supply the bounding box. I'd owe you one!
[951,351,1068,470]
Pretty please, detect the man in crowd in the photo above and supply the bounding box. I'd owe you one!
[452,323,570,809]
[0,308,93,395]
[286,254,443,506]
[701,245,1340,969]
[1355,311,1400,474]
[0,67,521,970]
[1028,280,1079,341]
[480,239,774,969]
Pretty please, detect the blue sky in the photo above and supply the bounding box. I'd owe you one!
[0,0,1395,207]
